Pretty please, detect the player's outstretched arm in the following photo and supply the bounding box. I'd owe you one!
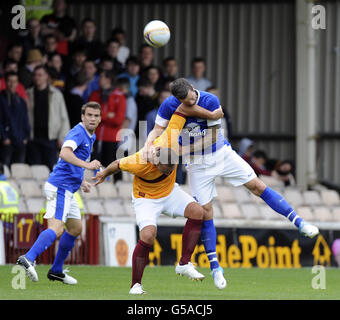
[177,104,224,120]
[92,160,121,186]
[60,147,102,170]
[143,123,166,160]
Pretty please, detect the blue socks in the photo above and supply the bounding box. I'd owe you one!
[260,187,303,227]
[51,232,77,273]
[201,219,219,271]
[26,228,57,262]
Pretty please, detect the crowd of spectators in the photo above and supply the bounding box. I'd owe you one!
[0,0,232,185]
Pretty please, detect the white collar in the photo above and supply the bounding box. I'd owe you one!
[194,89,200,104]
[79,122,94,138]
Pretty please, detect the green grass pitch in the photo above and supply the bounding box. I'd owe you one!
[0,265,339,300]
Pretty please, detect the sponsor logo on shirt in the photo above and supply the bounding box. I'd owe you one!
[183,123,207,137]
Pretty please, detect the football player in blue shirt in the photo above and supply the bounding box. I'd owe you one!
[17,101,102,284]
[145,78,319,290]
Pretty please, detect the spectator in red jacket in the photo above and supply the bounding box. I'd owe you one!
[89,70,126,182]
[0,59,28,106]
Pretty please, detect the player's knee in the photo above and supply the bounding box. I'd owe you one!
[47,219,65,237]
[185,202,203,220]
[67,225,82,237]
[140,226,156,245]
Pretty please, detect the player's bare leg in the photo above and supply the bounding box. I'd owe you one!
[175,202,205,281]
[244,177,319,238]
[47,218,81,285]
[129,225,155,295]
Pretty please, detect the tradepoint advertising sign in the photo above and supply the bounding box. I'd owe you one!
[147,227,339,268]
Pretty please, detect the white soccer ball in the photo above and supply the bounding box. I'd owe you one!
[143,20,170,48]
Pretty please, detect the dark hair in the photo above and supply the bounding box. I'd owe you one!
[100,54,114,64]
[81,17,95,27]
[106,38,120,47]
[48,52,62,62]
[3,59,17,69]
[57,19,74,38]
[34,65,48,74]
[7,42,23,51]
[116,77,130,88]
[72,46,88,57]
[169,78,193,100]
[139,43,153,53]
[137,77,152,88]
[163,56,176,66]
[83,59,96,67]
[126,56,140,66]
[81,101,102,115]
[74,71,87,86]
[191,57,206,66]
[44,34,57,42]
[0,162,3,175]
[252,150,268,161]
[46,66,59,79]
[111,27,125,37]
[4,71,18,81]
[99,70,115,83]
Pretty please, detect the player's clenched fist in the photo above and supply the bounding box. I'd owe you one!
[86,160,102,170]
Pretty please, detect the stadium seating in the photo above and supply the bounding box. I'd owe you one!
[296,206,315,221]
[97,182,118,198]
[212,201,223,218]
[313,206,334,222]
[258,204,284,221]
[240,203,263,219]
[283,189,304,207]
[26,198,45,213]
[116,182,133,199]
[81,187,99,199]
[103,199,125,216]
[4,164,340,224]
[320,190,340,206]
[31,165,50,181]
[303,190,322,206]
[19,180,42,198]
[332,207,340,221]
[86,199,105,215]
[11,163,33,179]
[216,186,235,202]
[233,187,252,203]
[221,203,243,219]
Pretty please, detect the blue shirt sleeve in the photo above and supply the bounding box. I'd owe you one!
[205,94,220,111]
[63,126,84,150]
[157,96,179,120]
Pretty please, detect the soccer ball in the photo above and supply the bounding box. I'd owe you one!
[143,20,170,48]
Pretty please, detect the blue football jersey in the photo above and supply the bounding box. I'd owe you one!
[156,90,229,154]
[47,123,96,193]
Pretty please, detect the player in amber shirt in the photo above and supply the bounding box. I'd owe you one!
[93,103,223,295]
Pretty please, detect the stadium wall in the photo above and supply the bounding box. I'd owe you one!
[316,0,340,187]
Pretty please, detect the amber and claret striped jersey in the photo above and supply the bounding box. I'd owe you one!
[118,112,186,199]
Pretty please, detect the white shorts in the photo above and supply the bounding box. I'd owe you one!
[186,144,257,205]
[43,182,81,223]
[132,183,196,231]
